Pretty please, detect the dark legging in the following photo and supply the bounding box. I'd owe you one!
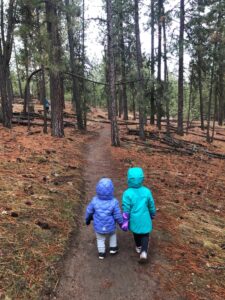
[133,233,149,252]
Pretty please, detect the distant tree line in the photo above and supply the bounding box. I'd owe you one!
[0,0,224,145]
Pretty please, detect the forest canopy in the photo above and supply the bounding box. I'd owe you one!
[0,0,224,143]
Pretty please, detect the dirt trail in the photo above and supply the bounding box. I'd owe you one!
[54,125,179,300]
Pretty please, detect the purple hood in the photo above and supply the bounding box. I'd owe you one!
[96,178,114,200]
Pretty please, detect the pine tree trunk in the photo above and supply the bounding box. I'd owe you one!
[118,85,123,118]
[14,43,23,98]
[41,68,48,134]
[0,65,12,128]
[131,83,136,120]
[134,0,145,140]
[206,51,215,143]
[150,0,155,125]
[106,0,120,146]
[207,6,221,142]
[186,66,194,134]
[157,0,163,130]
[211,82,218,142]
[119,2,128,120]
[218,65,224,126]
[177,0,184,135]
[65,0,84,129]
[132,94,136,120]
[217,22,224,126]
[23,37,30,114]
[197,53,204,130]
[0,0,16,128]
[82,0,86,129]
[162,7,170,134]
[46,0,64,137]
[7,70,14,105]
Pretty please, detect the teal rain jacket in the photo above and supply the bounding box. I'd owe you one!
[122,167,156,234]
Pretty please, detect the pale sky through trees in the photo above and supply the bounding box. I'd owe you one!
[85,0,190,76]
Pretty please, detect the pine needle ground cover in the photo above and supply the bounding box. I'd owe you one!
[112,128,225,300]
[0,126,86,299]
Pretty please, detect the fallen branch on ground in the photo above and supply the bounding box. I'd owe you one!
[125,130,225,159]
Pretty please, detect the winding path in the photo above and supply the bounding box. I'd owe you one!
[54,125,178,300]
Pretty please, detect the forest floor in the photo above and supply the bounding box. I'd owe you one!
[54,110,225,300]
[0,105,225,299]
[0,103,99,299]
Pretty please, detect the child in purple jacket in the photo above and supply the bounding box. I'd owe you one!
[85,178,124,259]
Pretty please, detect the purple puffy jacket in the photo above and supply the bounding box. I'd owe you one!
[85,178,123,234]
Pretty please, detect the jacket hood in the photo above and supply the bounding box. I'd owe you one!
[127,167,144,188]
[96,178,114,200]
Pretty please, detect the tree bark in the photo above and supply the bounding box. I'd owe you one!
[22,36,30,113]
[177,0,185,135]
[157,0,163,130]
[119,1,128,120]
[46,0,64,137]
[206,48,216,143]
[218,61,224,126]
[82,0,87,129]
[106,0,120,146]
[36,8,48,133]
[186,65,194,134]
[0,0,17,128]
[217,9,224,127]
[150,0,155,125]
[162,7,170,135]
[104,47,112,120]
[65,0,84,129]
[197,53,204,130]
[14,43,23,98]
[211,82,218,142]
[134,0,145,140]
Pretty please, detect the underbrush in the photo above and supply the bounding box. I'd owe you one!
[0,126,86,299]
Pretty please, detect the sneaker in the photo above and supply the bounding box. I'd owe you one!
[139,251,148,264]
[98,253,106,260]
[109,246,119,255]
[135,246,142,254]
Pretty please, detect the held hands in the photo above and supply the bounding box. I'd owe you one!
[120,221,128,231]
[120,212,129,231]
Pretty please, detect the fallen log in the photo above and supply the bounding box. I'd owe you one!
[12,120,43,127]
[127,128,197,146]
[121,137,193,156]
[87,118,139,126]
[87,118,111,124]
[125,130,225,159]
[12,119,75,128]
[13,111,77,120]
[188,131,225,143]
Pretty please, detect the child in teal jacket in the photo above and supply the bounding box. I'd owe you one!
[122,167,156,263]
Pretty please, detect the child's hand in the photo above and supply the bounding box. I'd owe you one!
[86,219,91,225]
[85,214,93,226]
[120,212,130,231]
[150,213,156,220]
[120,222,128,231]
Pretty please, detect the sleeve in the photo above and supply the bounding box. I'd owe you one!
[147,189,156,217]
[85,199,95,223]
[113,200,123,225]
[122,190,131,213]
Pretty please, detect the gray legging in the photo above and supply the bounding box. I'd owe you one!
[96,232,117,253]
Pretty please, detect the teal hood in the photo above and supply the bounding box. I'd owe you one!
[127,167,144,188]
